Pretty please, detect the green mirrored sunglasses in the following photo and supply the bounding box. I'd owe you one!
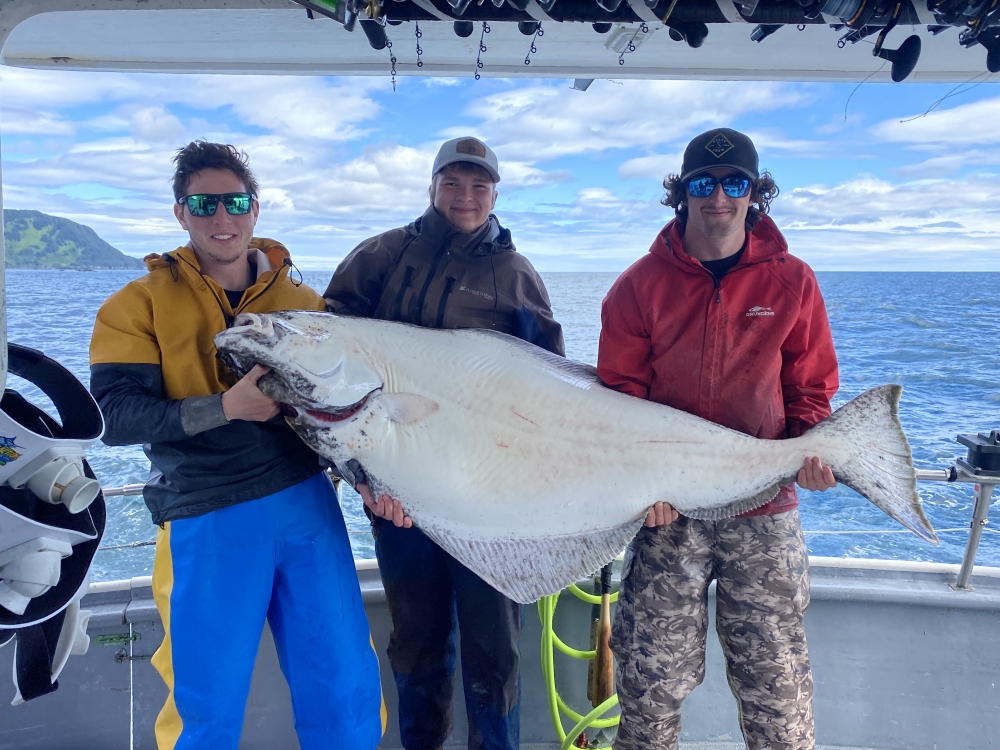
[178,192,254,217]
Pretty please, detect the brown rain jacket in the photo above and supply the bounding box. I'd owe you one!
[324,207,565,356]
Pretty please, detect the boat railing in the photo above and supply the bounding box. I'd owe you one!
[95,443,999,590]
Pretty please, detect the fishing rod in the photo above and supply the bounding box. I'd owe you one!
[291,0,1000,81]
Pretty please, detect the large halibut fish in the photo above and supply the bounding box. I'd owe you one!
[215,310,937,603]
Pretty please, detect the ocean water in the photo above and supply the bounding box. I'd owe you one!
[4,268,999,581]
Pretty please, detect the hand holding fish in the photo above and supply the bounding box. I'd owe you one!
[797,456,836,492]
[359,483,413,529]
[222,364,281,422]
[644,501,679,528]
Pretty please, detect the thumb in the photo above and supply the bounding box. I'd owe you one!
[357,483,375,506]
[244,364,271,385]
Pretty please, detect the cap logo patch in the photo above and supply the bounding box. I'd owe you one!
[705,133,735,159]
[457,139,487,158]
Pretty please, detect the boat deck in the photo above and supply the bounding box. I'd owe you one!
[1,557,998,749]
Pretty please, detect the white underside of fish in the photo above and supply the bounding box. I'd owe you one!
[215,311,936,603]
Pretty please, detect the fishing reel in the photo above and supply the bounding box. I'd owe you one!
[1,343,106,704]
[293,0,1000,77]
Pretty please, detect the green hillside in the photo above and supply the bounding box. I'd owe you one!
[3,209,145,270]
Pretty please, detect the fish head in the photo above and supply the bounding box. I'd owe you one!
[215,311,384,429]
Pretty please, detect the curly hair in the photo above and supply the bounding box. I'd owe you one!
[172,141,259,201]
[662,171,779,230]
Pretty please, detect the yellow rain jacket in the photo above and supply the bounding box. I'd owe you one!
[90,240,326,524]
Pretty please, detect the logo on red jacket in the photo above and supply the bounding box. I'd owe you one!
[746,306,775,317]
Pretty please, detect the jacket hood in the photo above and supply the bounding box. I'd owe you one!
[650,214,788,272]
[410,206,515,258]
[143,238,292,278]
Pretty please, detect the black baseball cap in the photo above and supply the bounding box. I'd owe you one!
[680,128,759,182]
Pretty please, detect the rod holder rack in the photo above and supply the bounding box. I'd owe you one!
[915,431,1000,591]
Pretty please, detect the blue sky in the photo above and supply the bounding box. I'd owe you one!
[1,66,998,271]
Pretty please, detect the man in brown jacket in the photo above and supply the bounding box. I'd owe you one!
[324,136,563,750]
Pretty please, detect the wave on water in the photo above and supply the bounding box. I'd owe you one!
[4,269,999,580]
[900,316,941,329]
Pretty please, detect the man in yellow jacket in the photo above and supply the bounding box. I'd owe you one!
[89,141,384,750]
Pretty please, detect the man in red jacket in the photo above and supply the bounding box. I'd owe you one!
[597,128,838,750]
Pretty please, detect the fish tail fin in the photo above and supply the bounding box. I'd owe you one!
[807,384,938,544]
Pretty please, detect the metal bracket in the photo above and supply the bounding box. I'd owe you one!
[114,648,151,664]
[93,632,141,647]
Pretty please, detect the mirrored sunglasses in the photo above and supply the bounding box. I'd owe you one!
[178,192,254,217]
[686,174,752,199]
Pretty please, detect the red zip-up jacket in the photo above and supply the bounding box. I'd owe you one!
[597,215,839,516]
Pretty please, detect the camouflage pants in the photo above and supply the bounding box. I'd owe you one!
[611,510,814,750]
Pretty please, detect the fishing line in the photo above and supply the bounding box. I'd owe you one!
[475,21,490,80]
[660,0,680,24]
[803,527,1000,536]
[524,22,544,66]
[415,21,423,68]
[843,60,887,122]
[380,17,398,90]
[99,530,380,550]
[899,71,994,123]
[96,526,999,552]
[619,22,648,66]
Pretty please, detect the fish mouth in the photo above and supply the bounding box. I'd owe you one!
[285,388,381,426]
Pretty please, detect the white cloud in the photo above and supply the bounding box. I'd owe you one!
[448,79,808,162]
[0,68,144,108]
[779,174,1000,235]
[3,68,998,272]
[867,93,1000,176]
[618,152,682,181]
[742,129,830,156]
[129,106,186,144]
[183,76,387,142]
[500,161,571,187]
[771,173,1000,269]
[872,94,1000,146]
[890,149,1000,178]
[0,67,386,144]
[0,106,77,136]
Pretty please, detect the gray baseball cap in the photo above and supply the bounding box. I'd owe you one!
[432,136,501,183]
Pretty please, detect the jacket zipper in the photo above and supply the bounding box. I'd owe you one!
[238,261,288,317]
[412,244,450,326]
[435,278,456,328]
[177,254,287,329]
[178,255,235,329]
[391,266,415,321]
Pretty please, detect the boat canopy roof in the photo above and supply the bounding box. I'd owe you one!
[0,0,996,82]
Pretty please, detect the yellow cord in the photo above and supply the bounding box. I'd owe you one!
[538,584,622,749]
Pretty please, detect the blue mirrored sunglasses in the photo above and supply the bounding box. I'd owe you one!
[686,174,752,199]
[178,192,254,217]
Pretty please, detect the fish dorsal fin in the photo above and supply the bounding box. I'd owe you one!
[416,518,644,603]
[379,393,440,425]
[461,329,603,389]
